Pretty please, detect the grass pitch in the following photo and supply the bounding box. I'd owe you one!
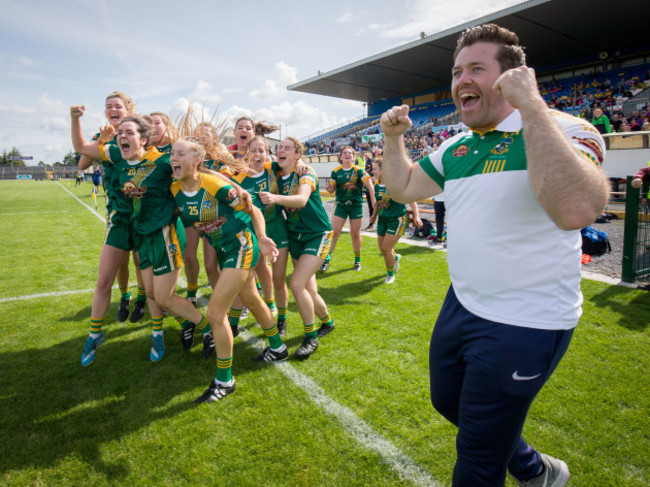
[0,179,648,486]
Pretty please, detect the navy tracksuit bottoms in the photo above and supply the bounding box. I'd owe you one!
[429,285,573,486]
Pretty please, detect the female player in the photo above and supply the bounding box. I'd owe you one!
[368,158,422,284]
[226,117,278,332]
[234,135,288,334]
[260,137,335,358]
[170,136,286,404]
[181,121,225,305]
[149,111,177,153]
[73,91,146,322]
[71,94,147,367]
[322,146,376,272]
[228,117,278,161]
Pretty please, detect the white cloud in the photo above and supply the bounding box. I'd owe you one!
[381,0,524,40]
[275,61,298,86]
[190,80,222,106]
[249,61,299,101]
[254,99,342,138]
[337,11,354,23]
[16,56,34,68]
[222,87,244,94]
[249,79,283,102]
[169,97,223,127]
[35,94,70,132]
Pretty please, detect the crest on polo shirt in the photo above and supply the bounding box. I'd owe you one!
[491,136,513,155]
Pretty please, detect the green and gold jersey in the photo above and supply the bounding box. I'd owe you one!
[157,143,172,154]
[329,164,370,203]
[170,173,250,251]
[273,162,331,235]
[91,133,125,217]
[100,145,176,235]
[203,159,234,178]
[374,182,406,219]
[232,161,284,222]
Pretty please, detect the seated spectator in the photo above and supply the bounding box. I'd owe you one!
[610,113,623,132]
[591,108,612,134]
[627,110,643,132]
[642,118,650,131]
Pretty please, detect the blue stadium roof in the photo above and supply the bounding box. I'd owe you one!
[288,0,650,103]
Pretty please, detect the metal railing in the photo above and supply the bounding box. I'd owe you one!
[622,176,650,283]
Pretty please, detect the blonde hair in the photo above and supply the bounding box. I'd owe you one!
[150,111,178,144]
[177,136,206,161]
[105,91,135,114]
[176,106,246,173]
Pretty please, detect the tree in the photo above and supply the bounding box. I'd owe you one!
[61,150,81,166]
[1,147,25,166]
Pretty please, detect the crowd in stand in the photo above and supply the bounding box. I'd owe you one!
[304,65,650,156]
[304,122,462,161]
[540,70,650,134]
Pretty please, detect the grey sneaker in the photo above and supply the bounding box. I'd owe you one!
[516,454,569,487]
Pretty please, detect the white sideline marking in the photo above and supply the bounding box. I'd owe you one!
[240,328,440,487]
[0,284,128,304]
[0,209,86,216]
[57,182,106,223]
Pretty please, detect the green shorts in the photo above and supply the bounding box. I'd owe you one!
[136,220,186,276]
[288,230,333,260]
[217,228,259,270]
[267,218,289,249]
[377,215,407,237]
[333,200,363,220]
[104,211,134,251]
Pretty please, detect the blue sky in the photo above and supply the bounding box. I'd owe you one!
[0,0,523,164]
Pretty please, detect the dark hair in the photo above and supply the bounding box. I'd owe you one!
[453,23,526,72]
[120,115,151,146]
[235,116,279,136]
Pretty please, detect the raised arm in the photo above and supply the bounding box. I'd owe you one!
[380,105,442,203]
[70,105,101,160]
[494,67,609,230]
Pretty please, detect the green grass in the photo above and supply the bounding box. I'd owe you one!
[0,180,648,486]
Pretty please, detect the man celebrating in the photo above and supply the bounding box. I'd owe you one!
[380,24,609,487]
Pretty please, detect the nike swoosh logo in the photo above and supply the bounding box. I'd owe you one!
[512,371,542,381]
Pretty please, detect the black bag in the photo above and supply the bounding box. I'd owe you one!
[581,226,611,256]
[414,218,433,238]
